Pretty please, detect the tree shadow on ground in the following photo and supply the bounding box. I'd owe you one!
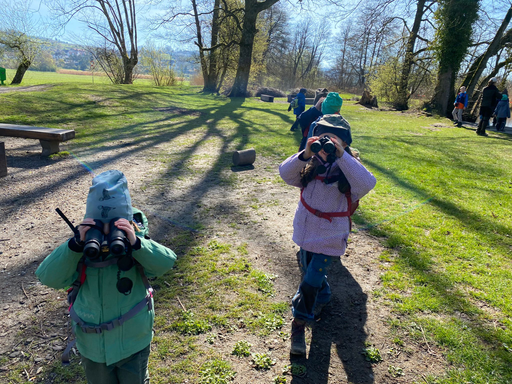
[290,258,373,384]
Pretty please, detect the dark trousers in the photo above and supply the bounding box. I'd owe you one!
[497,117,507,131]
[477,106,493,134]
[290,116,300,131]
[81,345,150,384]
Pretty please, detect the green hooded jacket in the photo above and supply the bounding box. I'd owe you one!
[36,208,176,365]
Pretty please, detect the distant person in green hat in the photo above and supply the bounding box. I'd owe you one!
[298,92,343,151]
[494,89,510,132]
[36,170,177,384]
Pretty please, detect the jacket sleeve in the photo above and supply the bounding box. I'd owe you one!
[279,152,309,188]
[35,240,83,289]
[336,152,377,201]
[133,238,177,278]
[464,93,468,108]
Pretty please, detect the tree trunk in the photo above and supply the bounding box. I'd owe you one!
[122,56,138,84]
[395,0,427,110]
[204,0,221,93]
[229,0,279,97]
[432,70,455,117]
[11,60,31,85]
[229,8,258,97]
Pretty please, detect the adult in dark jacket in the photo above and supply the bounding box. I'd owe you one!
[477,78,501,136]
[290,88,307,131]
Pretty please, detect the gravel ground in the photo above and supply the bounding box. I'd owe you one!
[0,111,446,383]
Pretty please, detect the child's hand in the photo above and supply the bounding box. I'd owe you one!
[329,136,348,158]
[78,218,97,242]
[114,218,137,246]
[304,136,319,159]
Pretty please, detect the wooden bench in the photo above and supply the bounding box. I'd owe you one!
[287,94,315,105]
[260,94,274,102]
[0,123,75,156]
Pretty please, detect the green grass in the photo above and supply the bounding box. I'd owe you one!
[2,72,512,383]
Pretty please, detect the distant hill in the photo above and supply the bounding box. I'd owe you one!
[9,38,200,77]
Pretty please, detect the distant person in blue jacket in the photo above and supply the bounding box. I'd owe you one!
[452,86,468,127]
[290,88,307,131]
[494,89,510,132]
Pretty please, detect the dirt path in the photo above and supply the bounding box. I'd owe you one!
[0,127,445,382]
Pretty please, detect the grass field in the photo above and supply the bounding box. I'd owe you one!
[1,71,512,383]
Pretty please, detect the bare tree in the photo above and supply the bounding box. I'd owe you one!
[395,0,435,110]
[47,0,139,84]
[0,0,47,84]
[462,6,512,109]
[229,0,280,97]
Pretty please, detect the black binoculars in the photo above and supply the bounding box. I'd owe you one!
[83,218,128,259]
[311,135,336,154]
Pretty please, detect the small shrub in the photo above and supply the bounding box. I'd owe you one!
[362,346,382,363]
[199,359,236,384]
[172,310,211,335]
[206,333,216,344]
[283,363,306,377]
[388,365,404,377]
[252,353,275,370]
[232,340,251,357]
[273,375,287,383]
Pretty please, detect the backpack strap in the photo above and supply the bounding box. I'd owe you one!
[300,189,356,230]
[62,260,153,365]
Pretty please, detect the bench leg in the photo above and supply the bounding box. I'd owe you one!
[0,142,7,177]
[39,140,60,156]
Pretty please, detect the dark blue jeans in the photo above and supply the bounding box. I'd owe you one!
[292,249,334,321]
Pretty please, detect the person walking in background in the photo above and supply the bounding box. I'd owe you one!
[298,92,344,151]
[279,115,376,355]
[476,77,501,136]
[290,88,307,131]
[452,86,468,127]
[494,89,510,132]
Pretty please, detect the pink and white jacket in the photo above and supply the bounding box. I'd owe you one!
[279,151,376,256]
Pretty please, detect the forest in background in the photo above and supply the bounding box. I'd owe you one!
[0,0,511,116]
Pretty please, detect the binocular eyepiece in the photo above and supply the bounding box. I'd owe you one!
[83,218,128,259]
[311,135,336,155]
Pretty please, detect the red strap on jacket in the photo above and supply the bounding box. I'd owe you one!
[300,189,352,223]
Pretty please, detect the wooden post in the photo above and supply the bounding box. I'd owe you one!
[232,148,256,166]
[0,142,7,177]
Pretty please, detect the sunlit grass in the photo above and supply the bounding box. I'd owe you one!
[1,78,512,383]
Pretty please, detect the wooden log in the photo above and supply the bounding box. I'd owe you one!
[0,142,7,177]
[232,148,256,166]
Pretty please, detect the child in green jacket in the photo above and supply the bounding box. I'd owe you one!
[36,170,177,384]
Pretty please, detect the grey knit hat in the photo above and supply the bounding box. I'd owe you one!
[85,170,133,221]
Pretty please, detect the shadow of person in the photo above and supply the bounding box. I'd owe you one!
[290,257,374,384]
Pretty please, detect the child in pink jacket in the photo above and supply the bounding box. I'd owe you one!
[279,114,376,355]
